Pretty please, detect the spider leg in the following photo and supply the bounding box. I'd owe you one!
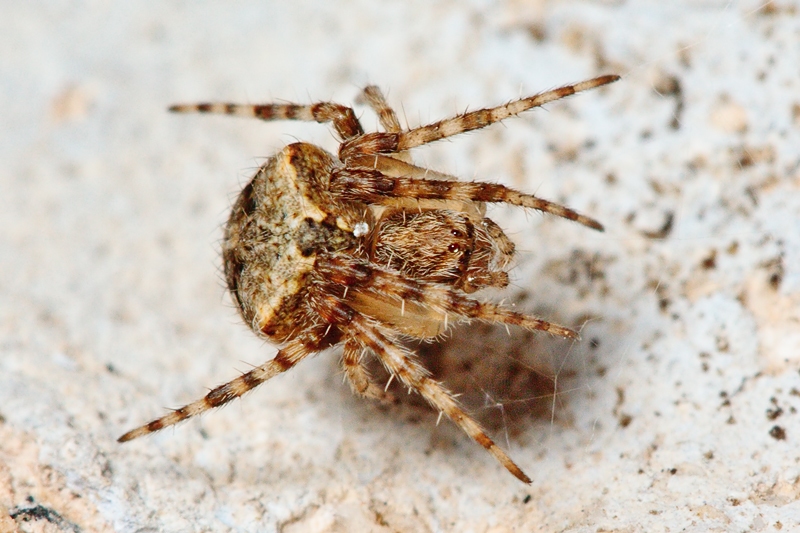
[360,86,402,133]
[318,256,579,339]
[396,75,620,150]
[338,75,619,159]
[118,337,314,442]
[357,86,417,166]
[348,315,532,483]
[347,153,585,257]
[331,168,604,231]
[169,101,364,141]
[349,153,457,182]
[342,337,395,402]
[346,154,494,224]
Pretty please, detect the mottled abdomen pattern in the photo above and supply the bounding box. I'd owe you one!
[223,143,359,341]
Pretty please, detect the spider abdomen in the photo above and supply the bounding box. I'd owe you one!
[223,142,359,342]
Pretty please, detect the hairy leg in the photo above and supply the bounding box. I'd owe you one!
[339,75,619,159]
[396,75,620,150]
[169,101,364,140]
[348,315,532,483]
[332,168,604,231]
[118,337,314,442]
[349,153,460,182]
[360,86,402,133]
[342,337,395,402]
[318,256,579,339]
[358,86,416,165]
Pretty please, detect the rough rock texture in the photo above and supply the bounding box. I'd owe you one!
[1,1,799,531]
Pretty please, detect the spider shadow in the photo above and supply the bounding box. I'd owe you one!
[355,315,586,444]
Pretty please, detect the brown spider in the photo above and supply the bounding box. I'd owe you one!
[119,75,620,483]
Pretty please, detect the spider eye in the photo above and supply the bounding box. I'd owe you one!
[450,229,463,238]
[448,243,461,253]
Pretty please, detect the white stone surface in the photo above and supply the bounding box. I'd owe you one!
[1,1,799,531]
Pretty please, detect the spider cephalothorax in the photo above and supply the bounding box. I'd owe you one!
[119,75,619,483]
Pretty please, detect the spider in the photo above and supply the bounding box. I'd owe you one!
[119,74,620,484]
